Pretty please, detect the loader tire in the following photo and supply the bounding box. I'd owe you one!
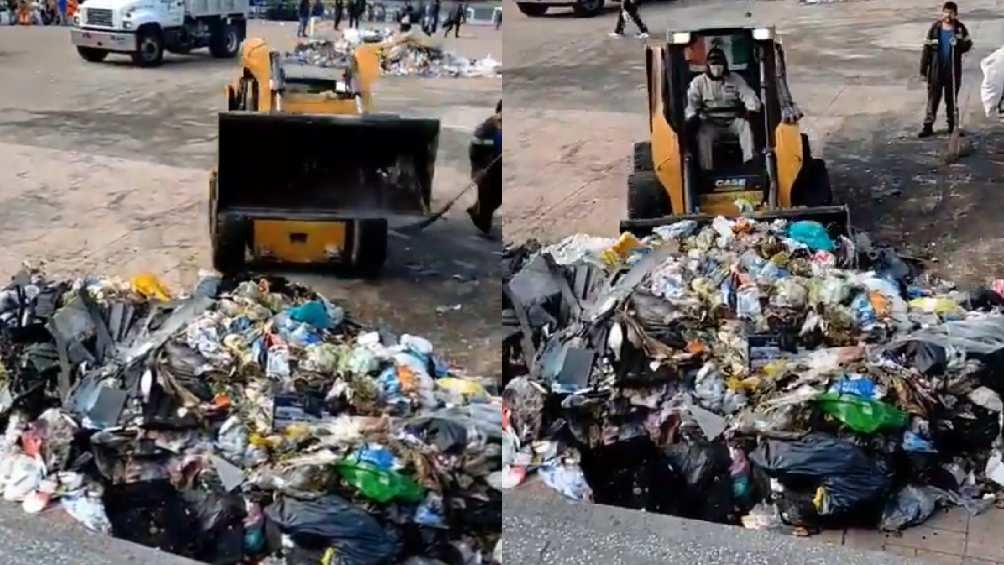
[792,158,833,207]
[77,47,108,62]
[210,21,241,59]
[517,3,548,16]
[633,141,653,172]
[627,171,669,220]
[572,0,603,17]
[212,214,248,275]
[351,219,388,277]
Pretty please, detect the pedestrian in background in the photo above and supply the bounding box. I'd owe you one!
[348,0,362,28]
[399,1,414,32]
[309,0,324,37]
[297,0,310,37]
[443,2,464,38]
[609,0,648,39]
[432,0,440,32]
[919,1,973,137]
[334,0,344,30]
[494,8,500,30]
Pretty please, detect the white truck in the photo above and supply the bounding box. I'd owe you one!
[71,0,249,67]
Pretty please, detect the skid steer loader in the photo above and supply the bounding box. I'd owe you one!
[620,26,848,236]
[210,38,440,274]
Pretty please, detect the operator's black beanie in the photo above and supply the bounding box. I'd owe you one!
[943,1,957,12]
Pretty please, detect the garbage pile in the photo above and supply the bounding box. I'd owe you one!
[294,32,502,78]
[502,217,1004,534]
[0,271,500,564]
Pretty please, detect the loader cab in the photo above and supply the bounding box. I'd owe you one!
[626,25,837,227]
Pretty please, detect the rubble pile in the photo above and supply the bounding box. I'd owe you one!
[502,217,1004,534]
[0,271,500,564]
[294,32,502,78]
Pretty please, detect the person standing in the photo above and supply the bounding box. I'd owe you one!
[422,0,434,35]
[398,1,414,32]
[919,1,972,137]
[297,0,310,37]
[309,0,324,37]
[334,0,344,30]
[431,0,440,32]
[443,2,463,38]
[494,8,500,31]
[467,100,502,236]
[608,0,648,39]
[348,0,361,28]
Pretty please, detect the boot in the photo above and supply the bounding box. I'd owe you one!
[918,125,934,138]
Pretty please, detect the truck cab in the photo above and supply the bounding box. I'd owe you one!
[71,0,248,66]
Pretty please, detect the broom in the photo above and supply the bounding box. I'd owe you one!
[945,43,973,163]
[396,153,502,234]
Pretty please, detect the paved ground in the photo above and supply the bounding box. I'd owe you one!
[0,21,502,377]
[505,0,1004,562]
[504,0,1004,286]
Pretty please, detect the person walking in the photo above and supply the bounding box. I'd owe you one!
[919,1,973,137]
[443,2,463,38]
[334,0,344,30]
[297,0,310,37]
[309,0,324,37]
[431,0,440,32]
[348,0,362,28]
[398,1,414,32]
[421,0,434,35]
[608,0,648,39]
[467,100,502,236]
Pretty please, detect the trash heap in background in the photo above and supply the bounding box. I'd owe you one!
[293,30,502,78]
[0,271,500,564]
[501,217,1004,534]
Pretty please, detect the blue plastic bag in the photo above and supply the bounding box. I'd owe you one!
[831,375,877,399]
[289,301,331,329]
[789,221,835,252]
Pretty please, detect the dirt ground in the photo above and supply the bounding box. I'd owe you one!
[503,0,1004,288]
[0,21,502,376]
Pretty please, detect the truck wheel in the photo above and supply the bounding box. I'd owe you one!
[633,141,653,172]
[212,214,248,274]
[572,0,603,17]
[627,171,669,220]
[351,219,388,277]
[210,22,241,58]
[77,47,108,62]
[517,3,548,16]
[132,28,164,67]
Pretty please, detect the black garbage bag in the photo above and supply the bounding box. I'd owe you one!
[660,442,734,522]
[103,481,198,557]
[932,403,1001,454]
[580,436,665,511]
[750,434,891,521]
[886,341,948,376]
[404,417,468,454]
[880,485,949,531]
[179,488,247,564]
[266,495,401,565]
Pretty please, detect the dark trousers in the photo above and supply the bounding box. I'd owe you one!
[925,69,961,127]
[349,13,359,27]
[614,0,646,34]
[297,16,308,36]
[469,159,501,234]
[334,10,342,28]
[444,18,460,37]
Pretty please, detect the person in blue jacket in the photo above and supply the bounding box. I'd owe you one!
[919,2,973,137]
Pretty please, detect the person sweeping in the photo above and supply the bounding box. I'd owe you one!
[467,100,502,236]
[919,2,973,138]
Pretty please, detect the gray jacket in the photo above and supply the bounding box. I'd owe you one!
[686,73,761,124]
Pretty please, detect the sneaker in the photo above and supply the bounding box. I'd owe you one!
[608,31,624,38]
[918,126,934,138]
[636,32,649,39]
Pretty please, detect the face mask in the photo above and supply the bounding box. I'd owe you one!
[709,65,725,78]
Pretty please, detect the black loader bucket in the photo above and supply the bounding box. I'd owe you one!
[216,112,441,218]
[619,205,850,239]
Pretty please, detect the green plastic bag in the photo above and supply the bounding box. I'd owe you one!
[335,461,425,504]
[815,392,908,434]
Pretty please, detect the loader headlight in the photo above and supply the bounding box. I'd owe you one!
[670,31,691,45]
[753,27,774,41]
[123,21,132,28]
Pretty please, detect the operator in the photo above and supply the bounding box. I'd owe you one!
[467,100,502,236]
[685,48,762,171]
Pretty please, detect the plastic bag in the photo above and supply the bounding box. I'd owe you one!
[816,392,908,434]
[61,490,112,534]
[788,221,834,252]
[736,285,762,320]
[910,297,962,316]
[981,46,1004,118]
[653,220,698,241]
[540,464,593,502]
[601,233,642,266]
[3,454,43,502]
[750,433,891,517]
[131,273,172,302]
[850,293,878,328]
[334,461,425,504]
[771,279,808,310]
[829,375,878,399]
[880,485,949,531]
[288,301,332,329]
[266,495,401,565]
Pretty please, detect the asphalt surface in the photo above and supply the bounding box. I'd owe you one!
[500,488,914,565]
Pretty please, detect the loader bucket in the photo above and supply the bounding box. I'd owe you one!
[619,205,850,238]
[216,112,440,217]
